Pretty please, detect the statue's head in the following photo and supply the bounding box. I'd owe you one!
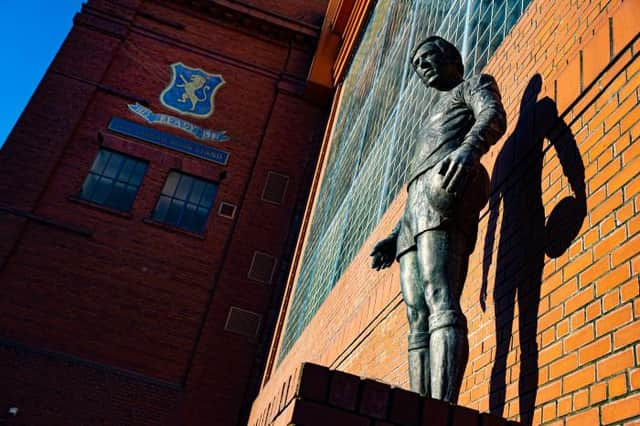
[411,36,464,90]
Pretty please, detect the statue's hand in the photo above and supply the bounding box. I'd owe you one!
[439,144,481,194]
[370,235,397,271]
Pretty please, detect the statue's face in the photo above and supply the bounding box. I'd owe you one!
[411,43,456,90]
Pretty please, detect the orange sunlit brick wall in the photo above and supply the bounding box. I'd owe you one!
[249,0,640,424]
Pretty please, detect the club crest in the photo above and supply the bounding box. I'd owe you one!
[160,63,225,119]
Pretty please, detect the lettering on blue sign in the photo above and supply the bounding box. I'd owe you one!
[128,103,230,142]
[107,117,229,165]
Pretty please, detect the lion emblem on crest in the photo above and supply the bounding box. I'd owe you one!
[160,63,225,119]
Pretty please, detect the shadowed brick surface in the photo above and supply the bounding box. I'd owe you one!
[0,0,329,425]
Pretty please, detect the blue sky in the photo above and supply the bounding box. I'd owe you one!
[0,1,85,149]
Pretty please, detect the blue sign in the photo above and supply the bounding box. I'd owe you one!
[160,63,225,118]
[108,117,229,165]
[128,103,230,142]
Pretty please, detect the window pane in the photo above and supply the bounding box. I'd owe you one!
[130,162,147,185]
[477,27,490,56]
[152,195,171,222]
[79,149,147,212]
[162,171,180,196]
[189,180,206,204]
[81,174,99,200]
[152,172,217,234]
[119,160,135,184]
[103,154,124,179]
[175,175,192,201]
[108,181,128,210]
[196,206,210,230]
[492,4,505,39]
[490,34,503,54]
[181,203,200,232]
[506,5,521,30]
[201,183,218,208]
[91,150,110,175]
[165,199,184,226]
[120,185,137,211]
[107,182,138,212]
[92,177,113,204]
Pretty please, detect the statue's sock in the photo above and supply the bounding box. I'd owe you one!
[428,310,469,403]
[408,331,430,396]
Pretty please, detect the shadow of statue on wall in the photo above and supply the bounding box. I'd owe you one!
[480,74,586,426]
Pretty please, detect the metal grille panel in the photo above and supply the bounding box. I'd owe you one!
[279,0,532,361]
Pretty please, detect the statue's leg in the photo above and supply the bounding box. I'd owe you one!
[399,250,430,397]
[416,229,469,403]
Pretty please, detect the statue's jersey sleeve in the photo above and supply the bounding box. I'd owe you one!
[461,74,507,154]
[407,74,506,185]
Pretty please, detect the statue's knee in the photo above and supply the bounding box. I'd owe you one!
[428,310,467,334]
[424,283,454,310]
[406,306,428,330]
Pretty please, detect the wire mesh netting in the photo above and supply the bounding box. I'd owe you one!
[279,0,532,361]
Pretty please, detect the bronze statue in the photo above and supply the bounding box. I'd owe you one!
[370,36,506,403]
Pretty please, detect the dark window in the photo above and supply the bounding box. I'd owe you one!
[225,307,262,338]
[248,251,277,284]
[218,201,237,219]
[151,171,218,234]
[80,149,148,212]
[262,172,289,204]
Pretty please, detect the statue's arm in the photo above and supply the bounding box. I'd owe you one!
[438,75,506,193]
[463,74,507,155]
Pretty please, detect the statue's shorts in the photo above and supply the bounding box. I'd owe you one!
[396,164,490,260]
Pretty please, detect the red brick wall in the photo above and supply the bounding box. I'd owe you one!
[0,0,328,425]
[253,363,521,426]
[0,345,180,426]
[251,0,640,425]
[230,0,328,27]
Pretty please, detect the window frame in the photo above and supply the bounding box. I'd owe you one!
[260,171,290,205]
[77,148,149,214]
[149,169,220,235]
